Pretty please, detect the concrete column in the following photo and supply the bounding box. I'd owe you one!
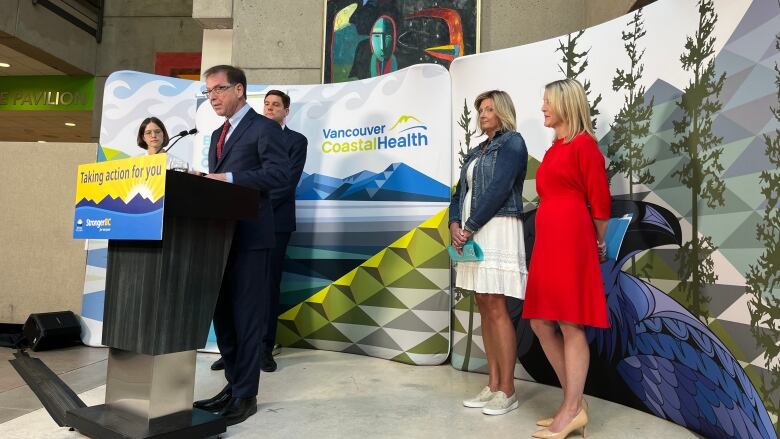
[193,0,233,29]
[201,29,234,73]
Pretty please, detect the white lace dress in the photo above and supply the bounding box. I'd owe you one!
[455,160,528,299]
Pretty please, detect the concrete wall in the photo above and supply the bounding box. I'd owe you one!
[231,0,323,84]
[197,0,636,85]
[482,0,636,51]
[0,142,98,323]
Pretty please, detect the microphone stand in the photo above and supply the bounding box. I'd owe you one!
[162,129,198,154]
[160,129,198,172]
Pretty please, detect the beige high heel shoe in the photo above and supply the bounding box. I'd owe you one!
[531,407,588,439]
[536,398,588,427]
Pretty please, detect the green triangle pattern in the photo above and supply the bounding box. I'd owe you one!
[278,209,450,365]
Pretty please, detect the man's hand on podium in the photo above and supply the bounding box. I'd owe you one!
[206,173,228,181]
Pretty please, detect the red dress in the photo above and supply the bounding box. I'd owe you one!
[522,132,611,328]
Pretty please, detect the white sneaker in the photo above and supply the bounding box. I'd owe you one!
[463,386,496,408]
[481,391,518,415]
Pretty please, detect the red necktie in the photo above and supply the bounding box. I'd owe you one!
[216,120,231,160]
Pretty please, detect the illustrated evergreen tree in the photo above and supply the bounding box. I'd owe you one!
[745,30,780,431]
[670,0,726,322]
[608,10,655,274]
[556,29,603,130]
[457,98,476,167]
[454,97,477,370]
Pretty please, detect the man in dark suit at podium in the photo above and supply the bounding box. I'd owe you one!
[194,64,288,426]
[210,89,308,374]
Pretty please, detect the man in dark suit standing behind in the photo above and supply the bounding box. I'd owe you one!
[259,89,307,371]
[193,65,288,426]
[210,90,308,373]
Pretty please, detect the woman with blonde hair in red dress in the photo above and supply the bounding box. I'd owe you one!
[523,78,611,439]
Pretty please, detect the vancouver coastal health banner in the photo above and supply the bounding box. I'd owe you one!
[449,0,779,437]
[80,64,454,366]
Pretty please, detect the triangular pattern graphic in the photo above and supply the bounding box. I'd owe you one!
[278,209,450,365]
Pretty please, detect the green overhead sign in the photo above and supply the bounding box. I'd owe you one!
[0,76,95,111]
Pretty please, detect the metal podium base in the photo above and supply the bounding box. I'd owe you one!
[66,405,225,439]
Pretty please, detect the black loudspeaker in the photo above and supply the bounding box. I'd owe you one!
[23,311,82,351]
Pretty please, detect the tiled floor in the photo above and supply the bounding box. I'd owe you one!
[0,346,107,423]
[0,346,700,438]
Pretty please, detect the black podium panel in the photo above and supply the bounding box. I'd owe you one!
[101,171,262,356]
[102,216,233,355]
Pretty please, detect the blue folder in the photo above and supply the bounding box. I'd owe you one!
[605,214,632,261]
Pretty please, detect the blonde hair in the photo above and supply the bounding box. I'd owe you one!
[544,79,595,143]
[474,90,517,135]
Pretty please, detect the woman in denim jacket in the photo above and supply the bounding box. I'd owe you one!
[450,90,528,415]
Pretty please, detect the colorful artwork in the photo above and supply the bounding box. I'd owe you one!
[324,0,479,83]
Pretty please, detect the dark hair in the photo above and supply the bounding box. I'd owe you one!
[137,117,169,149]
[203,64,247,99]
[264,89,290,108]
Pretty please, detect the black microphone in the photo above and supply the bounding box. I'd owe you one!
[162,128,198,153]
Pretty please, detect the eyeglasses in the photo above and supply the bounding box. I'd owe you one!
[202,84,237,97]
[144,129,163,136]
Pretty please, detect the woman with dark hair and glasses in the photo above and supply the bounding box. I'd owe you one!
[137,116,169,155]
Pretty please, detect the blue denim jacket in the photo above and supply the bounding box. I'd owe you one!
[449,130,528,232]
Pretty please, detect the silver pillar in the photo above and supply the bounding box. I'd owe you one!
[105,348,196,421]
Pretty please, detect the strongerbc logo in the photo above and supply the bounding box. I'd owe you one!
[321,114,429,155]
[84,217,112,231]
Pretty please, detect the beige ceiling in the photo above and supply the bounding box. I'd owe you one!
[0,111,91,142]
[0,43,65,76]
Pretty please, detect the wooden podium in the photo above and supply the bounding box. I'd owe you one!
[68,164,260,439]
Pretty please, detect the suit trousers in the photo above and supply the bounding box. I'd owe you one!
[262,232,291,353]
[214,248,270,398]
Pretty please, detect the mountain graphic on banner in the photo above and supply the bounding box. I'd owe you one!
[75,194,163,214]
[296,162,449,202]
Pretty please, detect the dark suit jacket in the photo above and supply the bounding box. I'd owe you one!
[208,107,289,250]
[270,126,308,233]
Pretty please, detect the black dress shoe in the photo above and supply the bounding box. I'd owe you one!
[193,385,232,413]
[261,351,277,372]
[211,357,225,371]
[219,396,258,426]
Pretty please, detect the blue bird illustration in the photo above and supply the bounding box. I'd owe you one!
[512,200,776,439]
